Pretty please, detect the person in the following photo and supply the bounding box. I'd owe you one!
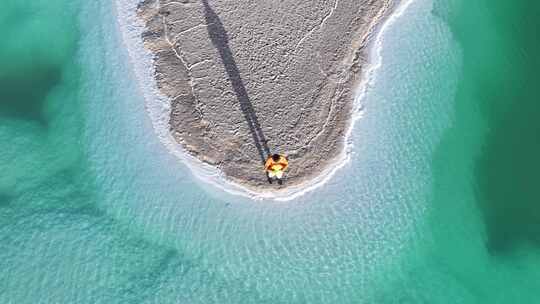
[265,154,289,184]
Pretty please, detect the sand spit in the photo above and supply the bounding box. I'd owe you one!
[130,0,397,196]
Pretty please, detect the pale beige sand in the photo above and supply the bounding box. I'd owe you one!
[137,0,395,191]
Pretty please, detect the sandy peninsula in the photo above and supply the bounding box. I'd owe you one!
[136,0,394,191]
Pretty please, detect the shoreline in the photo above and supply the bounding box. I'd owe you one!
[114,0,414,201]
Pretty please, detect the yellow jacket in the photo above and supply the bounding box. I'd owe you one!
[265,155,289,172]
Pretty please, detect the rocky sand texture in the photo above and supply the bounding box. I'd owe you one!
[138,0,393,190]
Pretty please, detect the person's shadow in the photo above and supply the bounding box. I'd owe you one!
[201,0,270,164]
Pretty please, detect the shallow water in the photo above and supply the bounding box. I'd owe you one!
[1,0,539,302]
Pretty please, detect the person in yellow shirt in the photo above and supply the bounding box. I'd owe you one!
[265,154,289,185]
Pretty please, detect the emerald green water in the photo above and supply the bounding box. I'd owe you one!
[453,1,540,253]
[384,0,540,302]
[2,0,540,302]
[0,1,85,209]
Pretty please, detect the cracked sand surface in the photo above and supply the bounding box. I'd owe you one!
[137,0,394,191]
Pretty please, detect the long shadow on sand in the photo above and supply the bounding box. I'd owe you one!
[201,0,270,164]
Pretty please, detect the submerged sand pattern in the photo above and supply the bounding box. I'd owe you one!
[138,0,392,190]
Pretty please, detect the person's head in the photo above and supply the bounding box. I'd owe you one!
[272,154,281,162]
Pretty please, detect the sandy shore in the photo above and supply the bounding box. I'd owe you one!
[134,0,396,194]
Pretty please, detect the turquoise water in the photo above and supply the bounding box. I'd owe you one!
[2,0,539,302]
[393,0,540,302]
